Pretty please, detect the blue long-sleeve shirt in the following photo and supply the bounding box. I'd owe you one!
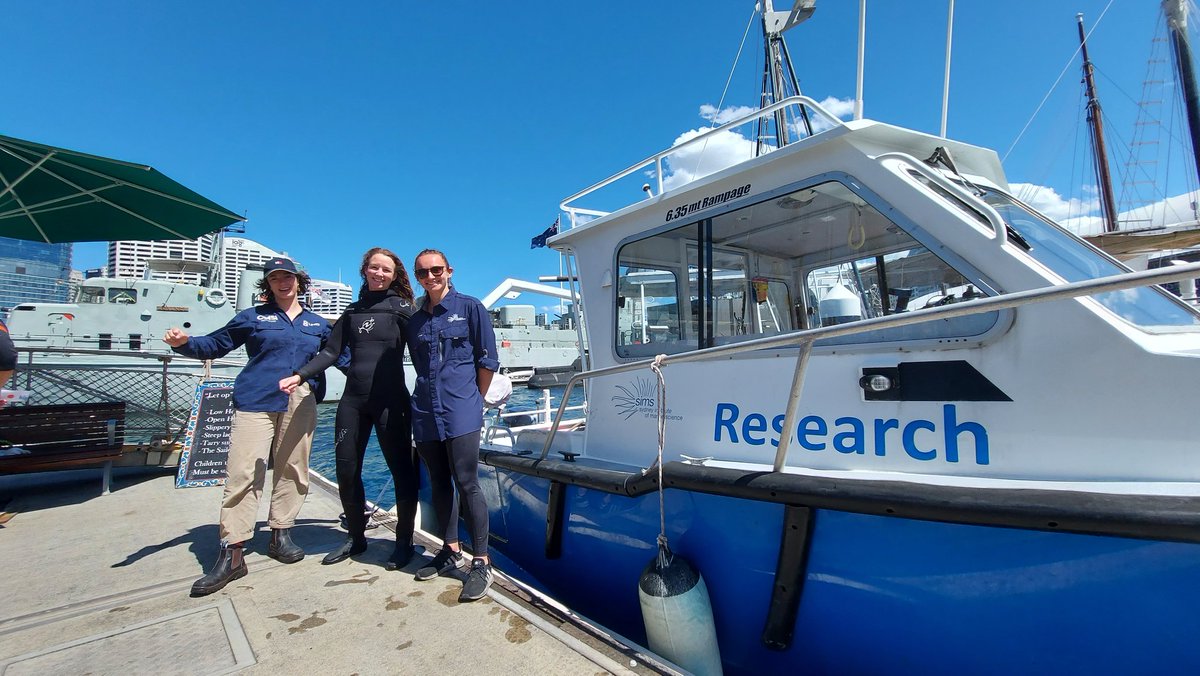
[172,303,332,412]
[407,287,499,441]
[0,319,16,372]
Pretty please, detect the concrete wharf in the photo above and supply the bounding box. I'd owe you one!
[0,468,675,675]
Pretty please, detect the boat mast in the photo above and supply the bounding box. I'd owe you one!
[756,0,816,156]
[1164,0,1200,188]
[1077,13,1120,234]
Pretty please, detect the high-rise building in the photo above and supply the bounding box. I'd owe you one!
[217,237,282,300]
[108,235,282,302]
[308,279,353,318]
[0,237,73,319]
[107,234,217,285]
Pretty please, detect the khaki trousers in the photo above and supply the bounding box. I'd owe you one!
[219,383,317,543]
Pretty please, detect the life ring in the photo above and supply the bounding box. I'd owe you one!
[204,288,227,307]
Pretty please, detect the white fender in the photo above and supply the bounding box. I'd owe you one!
[638,550,723,675]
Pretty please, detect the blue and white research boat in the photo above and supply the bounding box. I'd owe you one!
[455,4,1200,674]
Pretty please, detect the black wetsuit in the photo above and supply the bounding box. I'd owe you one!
[296,288,417,549]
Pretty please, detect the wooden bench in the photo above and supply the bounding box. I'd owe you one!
[0,402,127,494]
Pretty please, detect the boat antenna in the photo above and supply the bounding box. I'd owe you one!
[757,0,816,156]
[939,0,955,137]
[1164,0,1200,190]
[1077,13,1120,234]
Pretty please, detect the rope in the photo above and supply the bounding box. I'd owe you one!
[348,476,393,529]
[687,4,760,183]
[649,353,672,568]
[1002,0,1115,162]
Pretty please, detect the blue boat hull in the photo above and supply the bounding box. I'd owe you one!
[421,463,1200,674]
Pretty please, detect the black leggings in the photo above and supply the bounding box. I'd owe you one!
[334,398,418,547]
[416,432,488,556]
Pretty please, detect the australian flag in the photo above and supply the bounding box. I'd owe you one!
[530,216,559,248]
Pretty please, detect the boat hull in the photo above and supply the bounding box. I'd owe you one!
[446,463,1200,675]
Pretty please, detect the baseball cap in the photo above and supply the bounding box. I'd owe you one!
[264,257,298,275]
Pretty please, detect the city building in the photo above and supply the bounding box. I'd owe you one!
[217,237,282,300]
[0,237,73,319]
[107,235,283,302]
[308,278,353,317]
[107,234,217,286]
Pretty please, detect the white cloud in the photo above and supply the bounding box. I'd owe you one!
[815,95,855,118]
[698,104,758,125]
[1009,182,1102,232]
[661,98,856,191]
[1011,182,1200,237]
[661,126,758,191]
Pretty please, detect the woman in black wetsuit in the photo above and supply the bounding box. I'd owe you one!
[280,247,419,568]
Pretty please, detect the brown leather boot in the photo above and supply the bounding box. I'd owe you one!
[190,543,247,596]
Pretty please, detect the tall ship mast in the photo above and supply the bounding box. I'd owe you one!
[1165,0,1200,187]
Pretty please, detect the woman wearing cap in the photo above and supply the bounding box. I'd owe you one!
[405,248,499,603]
[280,247,420,570]
[165,257,333,596]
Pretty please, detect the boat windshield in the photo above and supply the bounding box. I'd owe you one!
[980,189,1200,330]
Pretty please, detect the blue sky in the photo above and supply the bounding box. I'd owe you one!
[4,1,1188,303]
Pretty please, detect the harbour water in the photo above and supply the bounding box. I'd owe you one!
[309,385,585,510]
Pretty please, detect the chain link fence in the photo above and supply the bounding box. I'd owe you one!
[9,348,236,445]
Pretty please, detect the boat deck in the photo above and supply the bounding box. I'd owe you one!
[0,468,667,675]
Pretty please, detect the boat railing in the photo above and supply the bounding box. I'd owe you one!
[484,389,587,445]
[535,261,1200,465]
[9,346,235,446]
[559,95,846,227]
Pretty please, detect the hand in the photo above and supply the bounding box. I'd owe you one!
[279,374,301,394]
[162,328,189,347]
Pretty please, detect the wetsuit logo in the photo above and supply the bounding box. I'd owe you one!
[358,317,376,334]
[446,313,466,323]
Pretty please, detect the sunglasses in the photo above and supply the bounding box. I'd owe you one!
[414,265,446,280]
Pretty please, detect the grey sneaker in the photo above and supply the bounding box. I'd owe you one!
[415,547,464,581]
[458,558,493,602]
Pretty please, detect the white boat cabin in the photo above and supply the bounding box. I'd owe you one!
[538,99,1200,491]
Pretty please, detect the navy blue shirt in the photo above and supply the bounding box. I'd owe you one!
[0,319,15,372]
[407,287,499,442]
[172,303,331,412]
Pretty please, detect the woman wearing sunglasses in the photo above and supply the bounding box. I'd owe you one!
[405,248,499,602]
[280,247,420,570]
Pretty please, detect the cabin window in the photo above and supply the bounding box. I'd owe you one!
[979,189,1200,329]
[616,223,696,356]
[79,287,105,304]
[128,334,142,350]
[98,333,112,350]
[108,288,137,305]
[615,179,998,357]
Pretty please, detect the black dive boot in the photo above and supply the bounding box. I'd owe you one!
[191,544,247,596]
[268,528,305,563]
[385,543,415,571]
[321,536,367,565]
[386,497,417,571]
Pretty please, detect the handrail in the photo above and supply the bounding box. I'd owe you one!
[15,345,245,368]
[559,95,847,227]
[877,152,1009,247]
[536,261,1200,462]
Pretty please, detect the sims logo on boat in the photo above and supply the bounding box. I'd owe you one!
[611,378,683,421]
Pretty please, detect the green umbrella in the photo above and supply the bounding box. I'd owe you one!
[0,134,244,243]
